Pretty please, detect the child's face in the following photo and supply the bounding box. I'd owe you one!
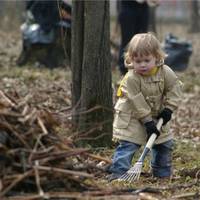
[132,54,157,75]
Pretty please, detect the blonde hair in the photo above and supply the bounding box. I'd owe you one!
[124,33,166,68]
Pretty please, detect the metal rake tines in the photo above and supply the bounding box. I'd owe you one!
[118,161,143,182]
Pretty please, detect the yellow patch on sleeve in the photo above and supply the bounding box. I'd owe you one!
[116,74,128,97]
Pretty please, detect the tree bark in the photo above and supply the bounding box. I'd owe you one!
[148,7,157,34]
[71,1,113,147]
[71,1,84,125]
[189,0,200,33]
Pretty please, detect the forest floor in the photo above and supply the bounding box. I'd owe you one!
[0,22,200,199]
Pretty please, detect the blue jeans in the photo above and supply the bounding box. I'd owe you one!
[108,140,173,177]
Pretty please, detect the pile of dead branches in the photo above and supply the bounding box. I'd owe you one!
[0,90,113,200]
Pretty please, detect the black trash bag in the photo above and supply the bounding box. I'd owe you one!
[163,33,192,71]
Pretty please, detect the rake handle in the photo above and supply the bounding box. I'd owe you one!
[145,118,163,149]
[138,118,163,162]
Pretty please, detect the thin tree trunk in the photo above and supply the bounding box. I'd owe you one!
[189,0,200,33]
[71,1,84,125]
[148,7,157,34]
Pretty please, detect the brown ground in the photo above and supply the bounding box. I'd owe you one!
[0,21,200,199]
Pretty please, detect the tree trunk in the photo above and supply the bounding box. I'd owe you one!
[71,1,84,125]
[189,0,200,33]
[148,7,157,34]
[71,1,113,147]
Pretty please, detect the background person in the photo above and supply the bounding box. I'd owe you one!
[117,0,159,76]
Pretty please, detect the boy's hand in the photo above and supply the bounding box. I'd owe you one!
[157,108,173,125]
[144,121,160,140]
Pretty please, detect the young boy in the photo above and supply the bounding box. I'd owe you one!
[107,33,183,181]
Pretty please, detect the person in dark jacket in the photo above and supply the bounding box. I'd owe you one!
[25,0,71,33]
[117,0,159,75]
[17,0,71,67]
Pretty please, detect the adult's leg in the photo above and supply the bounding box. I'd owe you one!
[137,5,149,33]
[118,10,138,75]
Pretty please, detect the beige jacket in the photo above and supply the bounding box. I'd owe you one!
[113,65,183,145]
